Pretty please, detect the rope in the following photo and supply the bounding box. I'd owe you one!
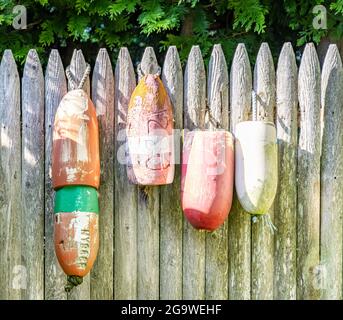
[252,90,257,121]
[251,214,277,235]
[65,63,91,90]
[65,275,83,292]
[137,63,161,79]
[205,104,223,130]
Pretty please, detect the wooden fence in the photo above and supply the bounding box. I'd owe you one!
[0,42,342,300]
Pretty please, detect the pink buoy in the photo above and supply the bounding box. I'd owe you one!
[181,130,234,231]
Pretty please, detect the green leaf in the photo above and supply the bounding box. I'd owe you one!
[67,15,91,40]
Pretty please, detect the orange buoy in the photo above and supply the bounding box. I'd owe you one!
[126,74,174,185]
[181,130,234,231]
[52,64,100,292]
[52,89,100,189]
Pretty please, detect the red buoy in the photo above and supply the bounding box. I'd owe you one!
[181,130,234,231]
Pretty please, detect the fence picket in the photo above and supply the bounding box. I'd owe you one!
[67,49,91,300]
[44,50,68,300]
[22,49,45,300]
[114,48,138,299]
[251,43,276,300]
[0,50,21,300]
[274,43,298,300]
[228,43,252,300]
[137,47,160,300]
[297,43,321,300]
[183,45,206,300]
[160,46,183,300]
[91,48,114,299]
[320,45,343,300]
[205,44,229,300]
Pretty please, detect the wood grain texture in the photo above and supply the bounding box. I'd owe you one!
[251,42,276,300]
[67,49,91,300]
[21,49,45,300]
[320,45,343,300]
[160,46,183,300]
[114,47,138,299]
[228,43,252,300]
[183,45,206,300]
[274,43,298,300]
[137,47,160,300]
[44,50,68,300]
[297,43,321,300]
[0,50,22,300]
[205,44,229,300]
[91,48,114,300]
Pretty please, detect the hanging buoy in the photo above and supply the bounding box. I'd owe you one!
[181,130,234,231]
[235,92,278,215]
[52,64,100,292]
[126,70,174,185]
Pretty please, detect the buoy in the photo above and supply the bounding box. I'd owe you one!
[52,89,100,189]
[54,186,99,278]
[235,92,278,215]
[181,130,234,231]
[126,72,174,185]
[52,64,100,292]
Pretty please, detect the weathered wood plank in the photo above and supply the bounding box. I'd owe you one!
[67,49,91,300]
[91,48,114,300]
[297,43,321,300]
[183,45,206,300]
[228,43,252,300]
[274,42,298,300]
[44,49,68,300]
[320,44,343,300]
[21,49,45,300]
[251,42,276,300]
[137,47,160,300]
[0,50,22,300]
[114,47,138,299]
[160,46,183,300]
[205,44,229,300]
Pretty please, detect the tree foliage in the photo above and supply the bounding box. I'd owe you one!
[0,0,342,67]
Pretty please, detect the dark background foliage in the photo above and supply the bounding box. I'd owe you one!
[0,0,342,71]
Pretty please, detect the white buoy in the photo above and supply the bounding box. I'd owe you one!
[235,92,278,215]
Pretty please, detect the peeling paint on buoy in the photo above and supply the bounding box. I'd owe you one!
[126,74,174,185]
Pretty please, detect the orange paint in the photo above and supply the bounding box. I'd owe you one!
[52,89,100,189]
[126,74,174,185]
[54,211,99,277]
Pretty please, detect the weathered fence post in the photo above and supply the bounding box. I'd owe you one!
[91,48,114,299]
[205,44,229,300]
[297,43,321,300]
[67,49,91,300]
[183,45,206,300]
[228,43,252,300]
[44,50,68,300]
[274,43,298,300]
[251,42,276,300]
[114,48,138,299]
[160,46,183,300]
[22,49,45,300]
[320,44,343,300]
[137,47,160,300]
[0,50,21,300]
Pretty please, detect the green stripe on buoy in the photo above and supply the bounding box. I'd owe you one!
[54,186,99,214]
